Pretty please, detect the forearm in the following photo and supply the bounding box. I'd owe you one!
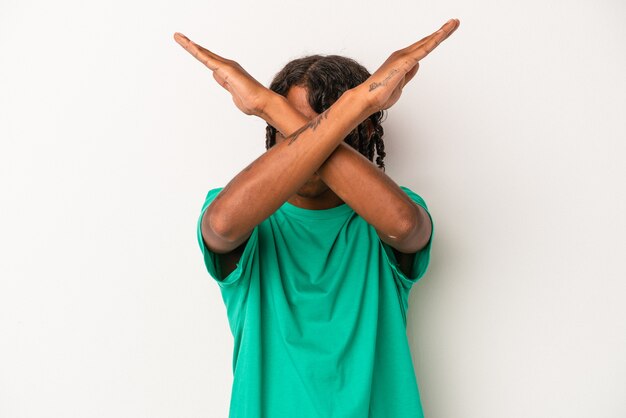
[206,88,372,242]
[261,92,421,244]
[317,144,419,241]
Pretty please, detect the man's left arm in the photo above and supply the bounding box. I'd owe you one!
[262,93,432,254]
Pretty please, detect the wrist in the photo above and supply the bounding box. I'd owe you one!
[348,84,378,117]
[259,86,375,135]
[259,92,310,136]
[257,91,287,122]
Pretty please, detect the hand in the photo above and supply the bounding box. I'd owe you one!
[173,32,271,116]
[360,18,460,112]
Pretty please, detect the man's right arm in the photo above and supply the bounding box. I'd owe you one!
[186,19,460,258]
[201,86,374,254]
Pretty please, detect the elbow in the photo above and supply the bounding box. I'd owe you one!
[394,204,420,239]
[204,207,230,240]
[201,206,239,252]
[394,205,431,253]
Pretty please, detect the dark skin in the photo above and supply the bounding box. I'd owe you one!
[174,19,460,278]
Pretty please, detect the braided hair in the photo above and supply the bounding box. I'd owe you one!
[264,54,387,171]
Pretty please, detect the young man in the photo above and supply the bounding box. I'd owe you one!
[175,18,459,418]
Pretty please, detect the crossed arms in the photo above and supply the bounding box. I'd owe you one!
[259,90,433,255]
[174,19,459,275]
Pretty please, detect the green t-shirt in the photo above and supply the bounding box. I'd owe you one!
[196,185,434,418]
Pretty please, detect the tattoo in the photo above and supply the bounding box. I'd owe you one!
[284,109,330,145]
[368,68,399,92]
[212,109,329,206]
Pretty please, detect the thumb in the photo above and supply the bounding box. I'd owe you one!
[403,62,419,87]
[213,71,230,90]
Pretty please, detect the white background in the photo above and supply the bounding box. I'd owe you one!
[1,0,625,417]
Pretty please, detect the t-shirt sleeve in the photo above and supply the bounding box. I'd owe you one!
[379,185,434,288]
[196,187,259,288]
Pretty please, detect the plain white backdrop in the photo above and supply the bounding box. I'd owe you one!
[1,0,624,417]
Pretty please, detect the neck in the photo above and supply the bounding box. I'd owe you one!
[287,187,345,210]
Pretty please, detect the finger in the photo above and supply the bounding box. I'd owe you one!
[402,19,459,61]
[403,61,419,86]
[408,19,459,55]
[173,32,227,71]
[399,18,458,55]
[173,32,217,69]
[423,19,459,49]
[411,18,459,60]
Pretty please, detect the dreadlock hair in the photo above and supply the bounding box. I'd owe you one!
[264,54,387,171]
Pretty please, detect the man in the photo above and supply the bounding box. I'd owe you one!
[175,18,459,418]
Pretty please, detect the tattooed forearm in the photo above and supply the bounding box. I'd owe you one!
[284,109,330,145]
[368,68,399,92]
